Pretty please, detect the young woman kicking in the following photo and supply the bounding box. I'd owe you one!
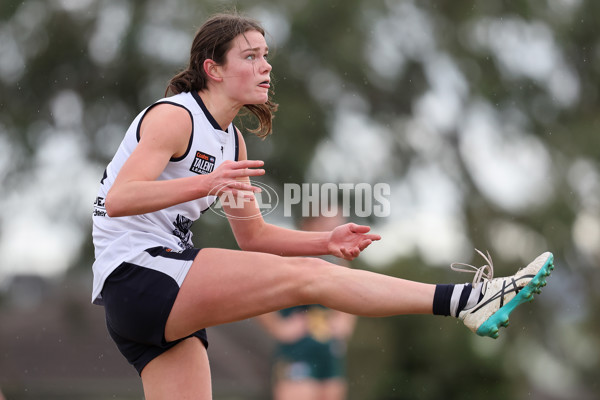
[91,12,554,400]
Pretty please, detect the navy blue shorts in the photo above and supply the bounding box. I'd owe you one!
[101,247,208,375]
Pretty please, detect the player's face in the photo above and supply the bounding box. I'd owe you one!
[220,30,272,105]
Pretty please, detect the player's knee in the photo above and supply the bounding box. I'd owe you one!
[290,257,336,304]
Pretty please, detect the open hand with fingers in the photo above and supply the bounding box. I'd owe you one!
[205,159,265,199]
[328,223,381,260]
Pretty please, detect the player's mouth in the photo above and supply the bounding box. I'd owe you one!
[258,80,270,89]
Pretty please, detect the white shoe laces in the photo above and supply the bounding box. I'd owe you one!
[451,249,495,285]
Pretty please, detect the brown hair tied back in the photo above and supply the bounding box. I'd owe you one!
[166,12,278,138]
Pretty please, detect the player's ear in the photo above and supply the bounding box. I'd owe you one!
[203,59,223,82]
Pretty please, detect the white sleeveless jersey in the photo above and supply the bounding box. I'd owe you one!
[91,91,239,304]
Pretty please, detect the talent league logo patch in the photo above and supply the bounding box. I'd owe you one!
[190,150,216,174]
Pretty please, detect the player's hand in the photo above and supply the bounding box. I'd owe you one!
[204,160,265,198]
[327,223,381,260]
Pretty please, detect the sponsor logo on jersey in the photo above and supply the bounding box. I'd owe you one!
[93,196,107,217]
[172,214,193,249]
[190,151,216,175]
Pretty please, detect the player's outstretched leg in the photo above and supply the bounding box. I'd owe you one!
[433,251,555,339]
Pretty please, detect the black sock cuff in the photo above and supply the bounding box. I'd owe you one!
[433,284,454,316]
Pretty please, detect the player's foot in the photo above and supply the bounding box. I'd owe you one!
[454,251,554,339]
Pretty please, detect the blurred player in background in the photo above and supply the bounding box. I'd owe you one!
[258,215,356,400]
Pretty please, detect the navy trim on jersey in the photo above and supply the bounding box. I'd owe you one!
[199,198,218,215]
[135,101,194,162]
[233,125,240,161]
[144,246,200,260]
[191,91,228,132]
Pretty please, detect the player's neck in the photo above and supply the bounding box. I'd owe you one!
[197,90,242,131]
